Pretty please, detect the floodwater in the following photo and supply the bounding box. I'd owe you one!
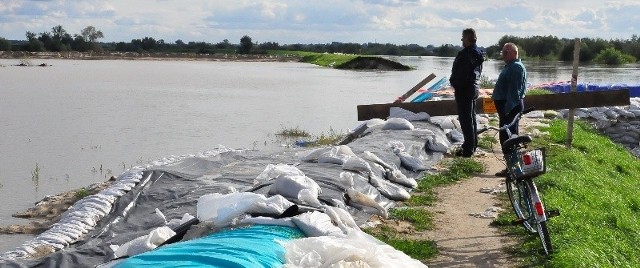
[0,56,639,252]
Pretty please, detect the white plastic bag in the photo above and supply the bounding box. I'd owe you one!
[113,226,176,258]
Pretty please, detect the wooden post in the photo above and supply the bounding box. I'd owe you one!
[565,38,581,148]
[393,73,436,103]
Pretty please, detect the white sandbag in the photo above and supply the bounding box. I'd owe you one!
[291,211,344,237]
[318,148,351,165]
[298,188,322,208]
[388,141,406,153]
[299,147,333,162]
[282,230,427,268]
[446,129,465,143]
[388,107,430,121]
[196,192,265,224]
[431,116,456,130]
[361,151,394,170]
[247,194,295,216]
[268,174,322,203]
[342,157,372,173]
[395,148,427,172]
[113,226,176,258]
[386,169,418,188]
[425,134,450,153]
[382,118,415,130]
[255,164,306,185]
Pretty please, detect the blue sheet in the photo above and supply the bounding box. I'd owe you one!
[115,225,305,268]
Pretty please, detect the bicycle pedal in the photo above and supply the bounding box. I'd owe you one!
[546,209,560,218]
[511,218,526,225]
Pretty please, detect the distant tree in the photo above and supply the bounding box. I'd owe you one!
[23,31,44,52]
[238,35,253,54]
[0,37,11,51]
[433,44,458,57]
[80,26,104,43]
[140,37,157,51]
[175,39,185,47]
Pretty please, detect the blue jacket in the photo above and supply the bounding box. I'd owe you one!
[450,44,485,99]
[492,59,527,114]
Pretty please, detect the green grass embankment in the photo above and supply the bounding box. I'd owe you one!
[268,50,411,70]
[494,120,640,267]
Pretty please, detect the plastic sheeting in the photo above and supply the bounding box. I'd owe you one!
[0,121,449,267]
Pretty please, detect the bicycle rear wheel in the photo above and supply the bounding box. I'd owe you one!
[506,176,535,233]
[537,220,553,256]
[525,180,553,256]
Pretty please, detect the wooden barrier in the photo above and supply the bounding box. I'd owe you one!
[357,89,631,121]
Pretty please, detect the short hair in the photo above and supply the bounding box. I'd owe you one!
[503,42,519,55]
[462,28,477,43]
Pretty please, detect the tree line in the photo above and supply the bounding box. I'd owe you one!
[486,35,639,64]
[1,25,638,64]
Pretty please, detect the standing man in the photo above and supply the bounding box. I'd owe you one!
[450,28,485,157]
[492,42,527,177]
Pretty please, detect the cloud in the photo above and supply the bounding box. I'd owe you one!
[0,0,638,46]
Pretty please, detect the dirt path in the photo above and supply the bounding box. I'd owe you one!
[423,149,518,267]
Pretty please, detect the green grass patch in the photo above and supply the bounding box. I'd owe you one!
[364,227,438,260]
[477,135,498,150]
[275,127,311,137]
[74,188,91,199]
[416,158,485,192]
[495,119,640,266]
[405,193,436,206]
[269,50,357,67]
[390,207,434,231]
[526,88,554,95]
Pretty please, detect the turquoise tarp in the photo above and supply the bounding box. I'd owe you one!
[116,225,305,268]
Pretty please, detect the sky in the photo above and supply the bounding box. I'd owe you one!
[1,0,639,47]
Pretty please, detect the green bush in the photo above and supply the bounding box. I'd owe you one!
[593,47,636,65]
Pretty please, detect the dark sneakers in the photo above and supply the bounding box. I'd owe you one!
[495,169,508,177]
[454,148,473,158]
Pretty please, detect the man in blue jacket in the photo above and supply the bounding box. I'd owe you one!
[492,42,527,177]
[450,28,485,157]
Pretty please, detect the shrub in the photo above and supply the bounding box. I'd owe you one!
[593,47,636,65]
[0,37,11,51]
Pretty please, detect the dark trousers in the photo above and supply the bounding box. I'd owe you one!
[494,99,524,154]
[455,96,477,155]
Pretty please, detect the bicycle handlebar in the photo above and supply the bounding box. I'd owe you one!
[477,107,535,134]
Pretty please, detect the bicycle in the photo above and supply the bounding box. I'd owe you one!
[477,107,559,256]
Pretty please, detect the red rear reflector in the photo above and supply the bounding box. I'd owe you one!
[523,154,532,165]
[535,202,544,215]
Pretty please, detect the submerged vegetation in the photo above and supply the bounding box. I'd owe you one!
[275,126,345,147]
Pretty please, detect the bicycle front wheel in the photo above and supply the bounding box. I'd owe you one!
[506,176,535,233]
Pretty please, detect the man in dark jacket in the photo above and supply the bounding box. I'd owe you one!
[449,28,485,157]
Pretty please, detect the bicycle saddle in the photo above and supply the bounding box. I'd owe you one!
[502,135,532,153]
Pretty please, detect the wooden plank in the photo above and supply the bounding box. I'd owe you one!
[357,89,630,121]
[393,73,437,103]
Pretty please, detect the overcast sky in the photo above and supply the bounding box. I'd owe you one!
[1,0,639,47]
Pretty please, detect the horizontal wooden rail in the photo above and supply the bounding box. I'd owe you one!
[357,89,630,121]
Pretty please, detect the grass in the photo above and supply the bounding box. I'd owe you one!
[364,157,485,261]
[275,126,311,137]
[493,119,640,267]
[526,88,555,95]
[390,207,434,231]
[269,50,357,67]
[276,126,345,147]
[74,188,91,199]
[477,135,498,150]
